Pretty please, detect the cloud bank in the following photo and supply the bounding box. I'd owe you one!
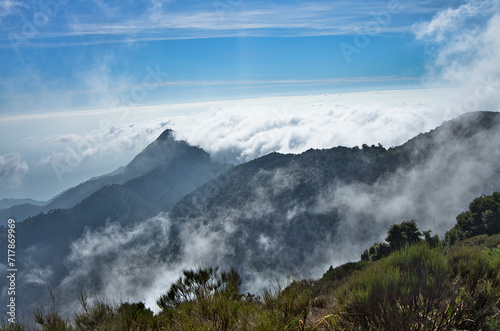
[55,111,500,316]
[0,153,28,188]
[45,1,500,315]
[414,0,500,112]
[3,0,500,202]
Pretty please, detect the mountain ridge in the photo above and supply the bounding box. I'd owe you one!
[2,111,500,317]
[165,111,500,285]
[0,129,220,224]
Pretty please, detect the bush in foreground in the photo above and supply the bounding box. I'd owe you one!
[331,242,500,330]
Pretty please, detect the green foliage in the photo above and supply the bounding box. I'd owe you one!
[73,297,155,331]
[361,242,390,261]
[156,267,242,310]
[0,317,35,331]
[259,280,312,330]
[423,229,441,247]
[24,192,500,330]
[386,220,422,250]
[361,220,433,262]
[155,267,257,330]
[322,261,367,283]
[334,242,500,330]
[335,244,449,329]
[33,286,71,331]
[446,192,500,243]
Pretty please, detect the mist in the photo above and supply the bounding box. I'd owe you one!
[43,111,500,316]
[2,0,500,321]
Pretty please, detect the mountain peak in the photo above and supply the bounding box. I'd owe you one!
[124,128,211,176]
[157,128,175,142]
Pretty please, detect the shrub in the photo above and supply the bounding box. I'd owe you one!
[334,242,500,330]
[446,192,500,243]
[157,267,242,310]
[258,280,312,330]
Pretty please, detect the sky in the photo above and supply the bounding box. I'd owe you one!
[0,0,500,200]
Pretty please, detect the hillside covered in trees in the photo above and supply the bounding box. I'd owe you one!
[2,111,500,325]
[4,191,500,330]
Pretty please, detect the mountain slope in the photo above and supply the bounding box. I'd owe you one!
[164,111,500,285]
[1,129,228,315]
[3,111,500,317]
[0,198,45,210]
[52,111,500,311]
[0,129,216,222]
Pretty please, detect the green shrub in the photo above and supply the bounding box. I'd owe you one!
[74,298,114,330]
[0,317,35,331]
[157,267,242,311]
[334,242,500,330]
[156,267,256,330]
[33,287,71,331]
[258,280,312,330]
[446,192,500,243]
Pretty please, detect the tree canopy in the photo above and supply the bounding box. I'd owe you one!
[446,192,500,244]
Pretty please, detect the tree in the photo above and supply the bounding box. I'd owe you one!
[386,220,422,250]
[445,192,500,243]
[361,221,424,262]
[361,242,390,261]
[423,230,441,247]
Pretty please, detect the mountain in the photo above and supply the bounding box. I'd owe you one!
[162,111,500,286]
[0,129,229,315]
[0,198,45,210]
[0,129,214,223]
[50,111,500,314]
[3,111,500,317]
[0,199,46,226]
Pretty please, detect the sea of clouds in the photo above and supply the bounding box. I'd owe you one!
[2,0,500,318]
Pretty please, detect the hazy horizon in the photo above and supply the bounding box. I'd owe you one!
[1,0,500,200]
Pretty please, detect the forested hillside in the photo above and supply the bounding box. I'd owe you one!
[1,111,500,322]
[5,191,499,330]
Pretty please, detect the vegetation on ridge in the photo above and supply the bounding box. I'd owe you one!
[2,192,500,330]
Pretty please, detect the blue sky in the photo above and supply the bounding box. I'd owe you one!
[0,0,453,114]
[1,0,500,200]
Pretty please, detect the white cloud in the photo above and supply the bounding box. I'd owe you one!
[0,153,28,188]
[0,0,26,22]
[414,0,500,113]
[0,1,436,47]
[39,122,166,170]
[413,1,492,42]
[54,111,500,315]
[162,90,461,164]
[0,87,462,201]
[316,117,500,261]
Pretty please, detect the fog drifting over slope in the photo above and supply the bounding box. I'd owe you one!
[1,0,500,201]
[3,0,500,318]
[48,0,500,313]
[58,112,500,314]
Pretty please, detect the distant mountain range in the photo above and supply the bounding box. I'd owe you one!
[0,129,228,225]
[2,111,500,317]
[165,111,500,284]
[1,129,228,313]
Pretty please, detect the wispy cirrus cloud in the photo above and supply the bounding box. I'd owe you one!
[0,1,441,48]
[0,0,26,22]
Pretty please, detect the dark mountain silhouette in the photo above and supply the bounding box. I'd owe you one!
[1,129,228,314]
[0,129,213,223]
[0,198,45,210]
[2,111,500,317]
[164,111,500,283]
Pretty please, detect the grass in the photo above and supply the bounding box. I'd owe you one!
[8,238,500,330]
